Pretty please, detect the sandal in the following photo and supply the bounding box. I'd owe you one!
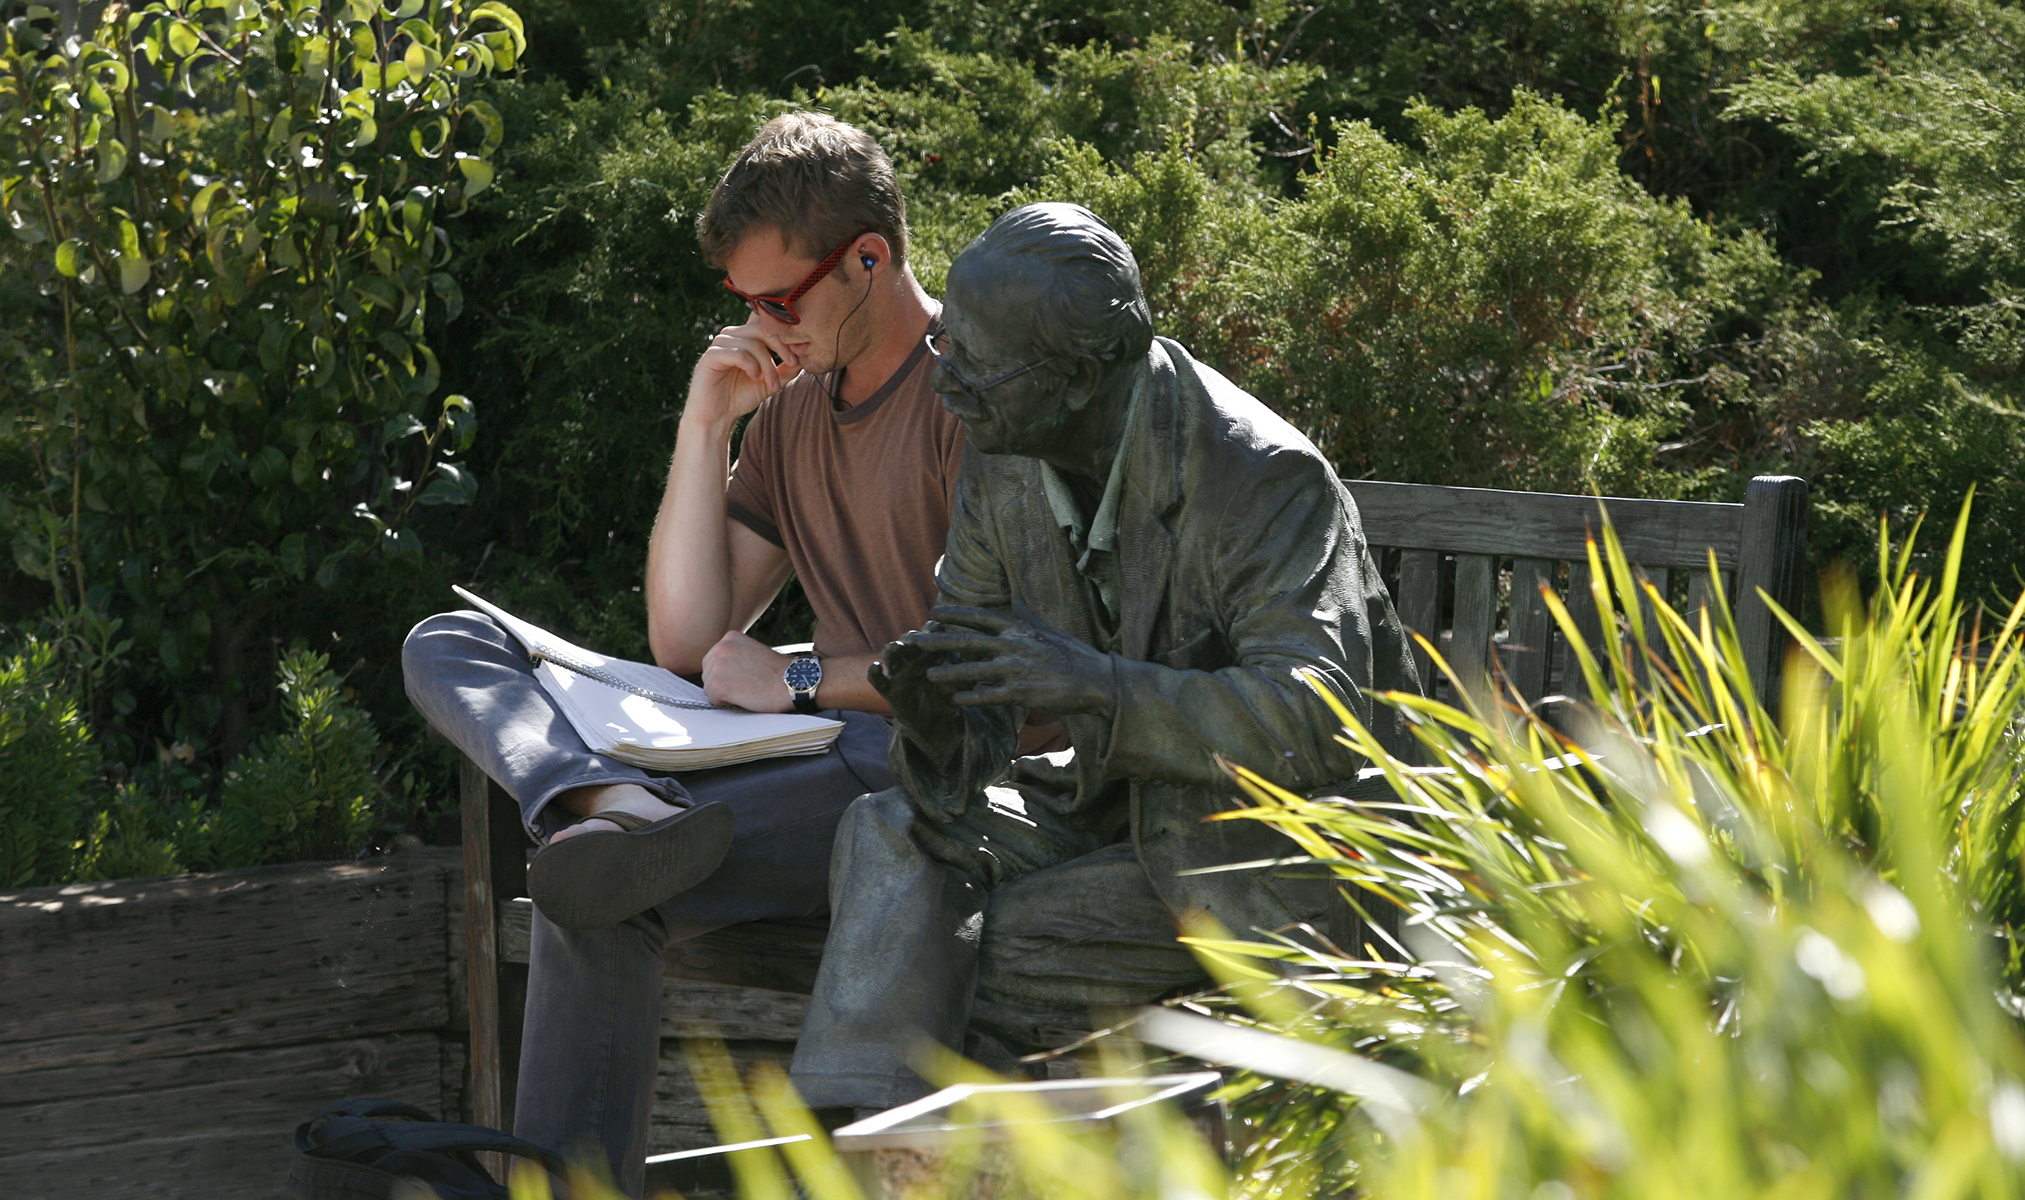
[526,800,735,930]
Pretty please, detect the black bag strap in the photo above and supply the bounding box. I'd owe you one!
[295,1097,439,1152]
[369,1149,506,1200]
[305,1115,566,1175]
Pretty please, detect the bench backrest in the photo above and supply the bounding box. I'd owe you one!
[1345,475,1809,710]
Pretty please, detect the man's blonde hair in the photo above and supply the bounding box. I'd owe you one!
[698,112,908,269]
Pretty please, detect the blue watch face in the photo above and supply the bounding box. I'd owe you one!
[785,657,822,691]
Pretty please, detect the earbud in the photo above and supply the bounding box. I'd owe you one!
[860,254,876,271]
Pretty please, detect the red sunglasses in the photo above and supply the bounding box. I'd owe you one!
[722,230,871,325]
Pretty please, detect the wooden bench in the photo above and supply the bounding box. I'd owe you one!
[458,474,1809,1133]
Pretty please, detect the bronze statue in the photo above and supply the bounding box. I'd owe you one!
[787,202,1418,1111]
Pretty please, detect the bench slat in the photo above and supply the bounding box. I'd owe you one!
[1562,560,1605,704]
[1396,549,1442,692]
[1450,553,1496,696]
[497,898,824,998]
[1347,480,1744,570]
[1506,557,1556,703]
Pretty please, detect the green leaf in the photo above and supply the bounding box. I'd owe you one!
[462,99,503,154]
[401,186,430,236]
[278,533,308,580]
[96,137,128,183]
[144,105,178,143]
[429,271,463,322]
[411,344,440,397]
[119,253,151,294]
[408,115,450,158]
[417,468,476,506]
[166,20,199,58]
[381,526,423,559]
[116,218,150,294]
[54,238,82,277]
[402,40,439,79]
[191,181,226,225]
[248,445,289,489]
[469,2,525,56]
[454,154,493,197]
[382,0,423,18]
[344,96,378,150]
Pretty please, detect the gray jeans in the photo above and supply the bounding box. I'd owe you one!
[402,611,894,1196]
[787,787,1207,1111]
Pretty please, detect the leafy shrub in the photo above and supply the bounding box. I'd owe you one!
[0,641,97,887]
[0,0,515,768]
[204,649,383,869]
[69,782,199,883]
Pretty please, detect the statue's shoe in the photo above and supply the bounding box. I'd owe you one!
[526,801,735,930]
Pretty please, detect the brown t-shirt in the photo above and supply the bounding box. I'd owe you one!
[724,333,965,659]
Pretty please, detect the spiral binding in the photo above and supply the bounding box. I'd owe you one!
[531,651,718,711]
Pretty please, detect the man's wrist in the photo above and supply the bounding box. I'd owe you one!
[676,402,740,445]
[784,653,823,714]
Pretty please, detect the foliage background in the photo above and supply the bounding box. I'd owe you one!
[2,0,2021,874]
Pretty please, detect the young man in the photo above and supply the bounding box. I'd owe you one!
[402,112,958,1196]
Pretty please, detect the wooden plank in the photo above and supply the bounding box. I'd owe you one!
[1733,476,1810,710]
[1561,560,1607,706]
[1346,480,1744,570]
[461,756,505,1139]
[659,981,809,1043]
[1685,568,1731,631]
[0,850,457,1071]
[1635,567,1672,684]
[1504,557,1556,705]
[649,1039,797,1156]
[1449,554,1496,700]
[2,1130,306,1200]
[1395,549,1442,694]
[499,899,827,998]
[0,1034,451,1156]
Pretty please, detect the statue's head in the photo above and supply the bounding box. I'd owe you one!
[932,203,1153,459]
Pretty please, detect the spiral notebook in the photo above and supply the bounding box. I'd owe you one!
[452,586,841,770]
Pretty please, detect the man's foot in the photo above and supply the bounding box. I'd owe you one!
[526,785,736,930]
[547,784,681,843]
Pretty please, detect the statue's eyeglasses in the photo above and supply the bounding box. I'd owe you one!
[924,330,1058,401]
[722,230,869,325]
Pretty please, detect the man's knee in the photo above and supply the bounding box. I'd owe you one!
[401,611,495,694]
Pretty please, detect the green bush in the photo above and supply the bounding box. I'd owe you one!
[69,782,198,883]
[0,0,514,769]
[0,641,97,887]
[203,649,383,869]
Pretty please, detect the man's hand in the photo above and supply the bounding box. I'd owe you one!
[700,630,793,712]
[907,603,1117,717]
[684,318,806,431]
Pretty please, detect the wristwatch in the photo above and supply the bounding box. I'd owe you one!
[783,653,823,715]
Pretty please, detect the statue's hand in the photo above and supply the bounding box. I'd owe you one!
[911,602,1117,717]
[869,624,967,745]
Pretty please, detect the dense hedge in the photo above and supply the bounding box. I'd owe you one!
[2,0,2020,872]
